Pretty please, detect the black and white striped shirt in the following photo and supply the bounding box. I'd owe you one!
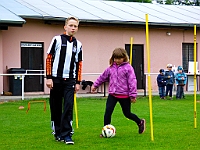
[46,34,82,79]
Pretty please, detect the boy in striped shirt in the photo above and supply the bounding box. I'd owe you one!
[46,16,82,145]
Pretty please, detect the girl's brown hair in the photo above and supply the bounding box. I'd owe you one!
[109,48,129,65]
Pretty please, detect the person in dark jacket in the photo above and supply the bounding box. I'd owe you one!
[165,64,175,100]
[157,69,166,99]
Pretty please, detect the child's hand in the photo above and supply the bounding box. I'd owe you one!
[131,98,136,103]
[75,84,80,93]
[91,85,97,93]
[46,79,53,89]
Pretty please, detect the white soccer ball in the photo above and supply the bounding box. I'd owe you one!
[102,124,116,138]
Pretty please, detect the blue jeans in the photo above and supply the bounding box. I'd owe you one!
[158,86,165,98]
[176,85,184,99]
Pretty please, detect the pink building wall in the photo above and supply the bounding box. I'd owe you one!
[0,31,3,94]
[1,19,199,95]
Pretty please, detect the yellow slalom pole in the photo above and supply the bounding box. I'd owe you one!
[194,25,197,129]
[130,37,133,65]
[145,14,154,141]
[74,93,79,128]
[127,37,133,120]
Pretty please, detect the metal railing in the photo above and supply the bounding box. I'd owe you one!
[0,70,46,100]
[0,71,103,100]
[2,71,198,99]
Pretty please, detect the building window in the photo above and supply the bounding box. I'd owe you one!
[182,43,196,73]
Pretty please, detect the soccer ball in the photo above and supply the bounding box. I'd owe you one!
[102,124,116,138]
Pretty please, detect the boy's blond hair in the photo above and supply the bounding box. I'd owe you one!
[65,16,79,25]
[109,48,129,65]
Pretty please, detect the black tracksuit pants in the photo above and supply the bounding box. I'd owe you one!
[166,84,173,97]
[104,94,141,126]
[49,78,76,137]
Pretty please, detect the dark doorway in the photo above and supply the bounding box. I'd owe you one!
[21,42,44,92]
[125,44,145,90]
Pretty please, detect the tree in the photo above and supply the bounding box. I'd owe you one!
[107,0,199,5]
[157,0,200,5]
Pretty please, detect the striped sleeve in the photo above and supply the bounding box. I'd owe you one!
[46,37,57,79]
[47,37,57,54]
[76,61,82,84]
[76,44,83,84]
[46,54,53,79]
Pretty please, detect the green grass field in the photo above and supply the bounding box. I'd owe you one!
[0,95,200,150]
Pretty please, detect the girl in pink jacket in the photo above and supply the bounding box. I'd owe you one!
[92,47,145,137]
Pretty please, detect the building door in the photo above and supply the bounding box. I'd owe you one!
[21,42,44,92]
[125,44,144,89]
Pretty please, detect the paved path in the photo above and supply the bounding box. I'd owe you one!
[0,91,199,102]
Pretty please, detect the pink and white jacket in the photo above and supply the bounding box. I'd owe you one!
[93,62,137,98]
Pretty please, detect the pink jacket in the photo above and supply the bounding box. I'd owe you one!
[93,62,137,98]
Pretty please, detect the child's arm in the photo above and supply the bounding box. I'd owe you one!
[176,74,183,81]
[173,72,175,84]
[93,67,110,89]
[157,75,162,83]
[127,66,137,99]
[46,37,57,89]
[164,71,169,80]
[75,45,83,85]
[46,37,57,79]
